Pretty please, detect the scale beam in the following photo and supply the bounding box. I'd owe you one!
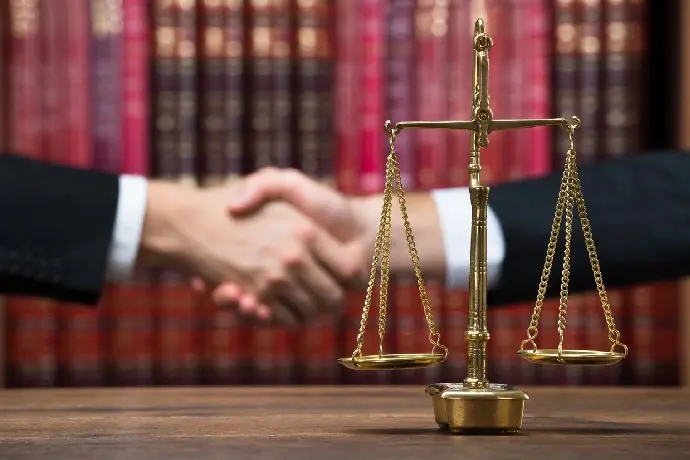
[394,117,578,134]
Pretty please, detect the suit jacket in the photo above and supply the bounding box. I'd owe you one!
[0,153,119,304]
[487,149,690,306]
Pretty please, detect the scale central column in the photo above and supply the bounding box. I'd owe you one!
[464,183,490,389]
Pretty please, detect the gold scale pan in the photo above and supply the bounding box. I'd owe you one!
[335,17,628,434]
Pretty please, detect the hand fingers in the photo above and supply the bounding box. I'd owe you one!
[275,284,318,326]
[306,225,363,288]
[211,284,272,322]
[228,168,356,241]
[261,264,319,327]
[210,280,307,327]
[295,250,346,318]
[190,277,207,293]
[224,282,302,327]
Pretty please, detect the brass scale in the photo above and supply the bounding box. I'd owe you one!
[336,18,628,433]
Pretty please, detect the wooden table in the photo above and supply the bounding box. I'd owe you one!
[0,386,688,459]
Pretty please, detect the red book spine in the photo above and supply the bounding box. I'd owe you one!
[223,0,245,185]
[5,0,57,387]
[197,0,232,385]
[358,0,385,195]
[573,0,605,386]
[334,0,360,195]
[608,0,670,386]
[539,0,578,386]
[342,0,391,385]
[122,0,149,177]
[246,0,276,385]
[105,0,154,386]
[266,0,295,384]
[0,0,7,150]
[551,0,588,387]
[0,0,7,387]
[442,0,471,384]
[88,0,123,386]
[55,0,101,387]
[334,0,362,384]
[197,0,226,187]
[387,0,418,386]
[414,0,449,385]
[522,0,552,178]
[150,0,200,385]
[414,0,447,191]
[523,0,551,386]
[294,0,339,385]
[222,0,250,383]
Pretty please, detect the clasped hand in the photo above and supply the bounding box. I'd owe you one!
[143,168,377,326]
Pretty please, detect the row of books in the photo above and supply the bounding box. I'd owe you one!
[0,0,679,387]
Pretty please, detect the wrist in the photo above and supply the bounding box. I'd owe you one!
[137,180,196,270]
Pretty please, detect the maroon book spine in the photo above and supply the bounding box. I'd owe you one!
[293,0,338,384]
[386,0,417,386]
[224,0,250,383]
[150,0,198,385]
[107,0,154,386]
[54,0,101,387]
[342,0,390,386]
[539,0,579,386]
[269,0,293,169]
[441,0,471,385]
[197,0,226,187]
[196,0,227,386]
[261,0,295,385]
[196,0,246,385]
[5,0,58,388]
[155,0,200,385]
[0,0,7,150]
[246,0,272,172]
[223,0,245,185]
[334,0,360,195]
[0,0,8,388]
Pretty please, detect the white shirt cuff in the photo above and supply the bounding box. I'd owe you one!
[430,187,506,290]
[106,175,148,282]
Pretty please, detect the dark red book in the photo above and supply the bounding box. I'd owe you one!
[55,0,101,387]
[196,0,236,385]
[293,0,339,385]
[0,0,7,150]
[5,0,57,388]
[0,0,8,388]
[441,0,472,384]
[107,0,155,386]
[385,0,416,387]
[150,0,200,386]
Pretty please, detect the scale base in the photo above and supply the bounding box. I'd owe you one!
[425,382,529,434]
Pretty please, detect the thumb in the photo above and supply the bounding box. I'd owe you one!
[227,168,286,214]
[228,169,358,242]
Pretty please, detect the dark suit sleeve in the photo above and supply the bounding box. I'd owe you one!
[487,150,690,306]
[0,153,120,305]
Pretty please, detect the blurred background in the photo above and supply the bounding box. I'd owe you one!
[0,0,688,390]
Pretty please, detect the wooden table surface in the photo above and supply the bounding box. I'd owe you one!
[0,386,688,459]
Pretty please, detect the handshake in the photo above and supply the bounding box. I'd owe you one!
[138,167,393,327]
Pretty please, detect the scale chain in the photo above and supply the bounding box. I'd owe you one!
[351,152,394,361]
[520,123,628,359]
[351,128,448,363]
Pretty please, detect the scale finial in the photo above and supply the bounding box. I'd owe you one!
[474,17,485,34]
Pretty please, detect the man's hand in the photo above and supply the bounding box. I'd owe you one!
[197,168,382,318]
[137,180,356,326]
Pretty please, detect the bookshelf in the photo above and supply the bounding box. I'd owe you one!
[0,0,688,389]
